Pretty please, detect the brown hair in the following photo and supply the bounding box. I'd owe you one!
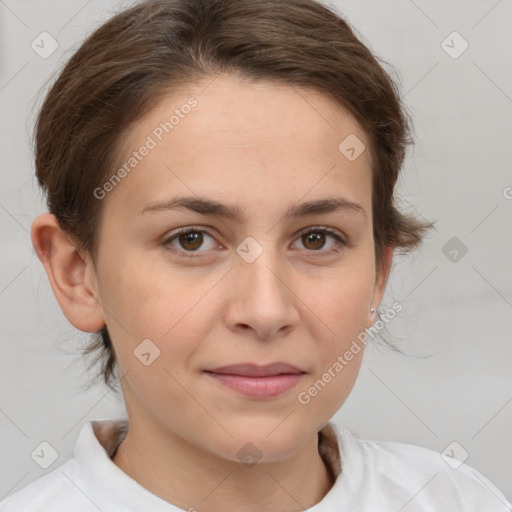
[33,0,435,394]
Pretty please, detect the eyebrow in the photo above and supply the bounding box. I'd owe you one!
[138,195,366,222]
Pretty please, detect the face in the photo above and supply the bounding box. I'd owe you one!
[85,74,391,462]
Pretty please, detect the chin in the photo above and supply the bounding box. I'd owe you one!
[211,417,314,465]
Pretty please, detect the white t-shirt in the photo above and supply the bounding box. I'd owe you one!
[0,416,510,511]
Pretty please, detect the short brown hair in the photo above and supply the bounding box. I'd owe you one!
[33,0,435,394]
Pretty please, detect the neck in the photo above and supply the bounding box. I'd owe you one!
[112,421,334,512]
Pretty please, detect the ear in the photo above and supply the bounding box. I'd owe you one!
[369,245,394,321]
[31,213,105,332]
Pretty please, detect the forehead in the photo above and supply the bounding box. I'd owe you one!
[106,74,372,218]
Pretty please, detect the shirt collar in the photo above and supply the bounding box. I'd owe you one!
[74,416,361,511]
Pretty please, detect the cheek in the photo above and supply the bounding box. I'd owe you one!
[303,258,375,339]
[97,254,217,371]
[294,258,374,407]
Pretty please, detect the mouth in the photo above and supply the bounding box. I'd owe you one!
[204,362,306,399]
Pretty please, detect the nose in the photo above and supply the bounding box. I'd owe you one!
[224,247,300,340]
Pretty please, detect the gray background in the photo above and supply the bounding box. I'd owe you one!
[1,0,511,504]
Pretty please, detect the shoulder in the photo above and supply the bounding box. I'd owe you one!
[331,424,512,511]
[0,459,94,512]
[0,417,133,511]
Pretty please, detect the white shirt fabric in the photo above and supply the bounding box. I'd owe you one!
[1,415,510,511]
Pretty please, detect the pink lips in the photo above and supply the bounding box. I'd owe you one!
[205,362,306,399]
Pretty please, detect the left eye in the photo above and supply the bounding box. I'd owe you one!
[292,227,346,252]
[162,226,347,257]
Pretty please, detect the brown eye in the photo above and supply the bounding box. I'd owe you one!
[302,232,327,250]
[292,227,347,254]
[163,228,217,256]
[178,231,204,251]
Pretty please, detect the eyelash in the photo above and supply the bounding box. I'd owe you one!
[161,226,350,258]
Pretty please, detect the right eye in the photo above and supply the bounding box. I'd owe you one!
[161,227,219,257]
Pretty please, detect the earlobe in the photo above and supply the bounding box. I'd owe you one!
[370,245,395,315]
[31,213,105,333]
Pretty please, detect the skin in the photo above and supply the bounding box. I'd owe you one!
[32,73,394,511]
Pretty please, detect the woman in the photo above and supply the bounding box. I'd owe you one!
[1,0,510,510]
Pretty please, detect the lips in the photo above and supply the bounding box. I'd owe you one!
[204,362,306,398]
[206,362,305,377]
